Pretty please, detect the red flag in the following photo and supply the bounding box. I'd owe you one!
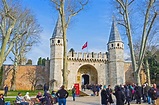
[82,42,88,50]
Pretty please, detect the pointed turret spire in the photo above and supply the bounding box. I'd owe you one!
[52,14,63,38]
[108,18,122,43]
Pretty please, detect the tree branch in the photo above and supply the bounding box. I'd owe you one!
[4,31,27,58]
[128,0,134,6]
[51,0,60,10]
[139,0,155,60]
[116,0,126,10]
[66,0,89,28]
[51,0,60,6]
[137,2,157,74]
[2,0,15,21]
[146,12,157,42]
[118,22,127,28]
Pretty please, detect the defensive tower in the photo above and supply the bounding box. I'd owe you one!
[107,19,125,87]
[50,16,64,90]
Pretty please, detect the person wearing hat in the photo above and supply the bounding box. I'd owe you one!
[16,92,29,105]
[56,85,69,105]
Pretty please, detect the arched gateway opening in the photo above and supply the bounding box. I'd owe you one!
[82,74,89,85]
[77,64,98,86]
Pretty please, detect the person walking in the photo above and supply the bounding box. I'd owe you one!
[106,85,114,104]
[101,85,109,105]
[124,86,131,105]
[114,85,125,105]
[43,83,49,93]
[72,86,76,101]
[92,84,97,96]
[3,85,8,97]
[135,84,142,104]
[56,85,69,105]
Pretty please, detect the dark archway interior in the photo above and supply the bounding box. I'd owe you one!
[82,74,89,85]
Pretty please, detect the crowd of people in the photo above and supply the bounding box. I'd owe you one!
[1,83,159,105]
[100,83,159,105]
[22,83,159,105]
[81,84,102,96]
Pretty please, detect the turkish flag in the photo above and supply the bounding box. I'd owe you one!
[82,42,88,50]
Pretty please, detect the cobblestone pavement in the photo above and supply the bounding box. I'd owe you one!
[66,96,150,105]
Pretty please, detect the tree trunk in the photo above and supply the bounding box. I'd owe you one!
[10,56,18,90]
[60,1,68,89]
[124,5,138,83]
[10,68,16,90]
[135,71,141,85]
[145,59,151,85]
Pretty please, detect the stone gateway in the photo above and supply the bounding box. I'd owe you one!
[49,16,129,90]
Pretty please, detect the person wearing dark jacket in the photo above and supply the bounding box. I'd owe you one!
[44,91,52,105]
[114,85,125,105]
[151,83,158,105]
[3,85,8,97]
[135,85,142,104]
[106,85,114,104]
[101,85,109,105]
[43,83,49,93]
[124,86,131,105]
[0,94,5,105]
[56,85,69,105]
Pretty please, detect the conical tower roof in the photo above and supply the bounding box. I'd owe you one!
[108,19,122,43]
[52,15,63,38]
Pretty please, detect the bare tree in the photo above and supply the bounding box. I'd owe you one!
[115,0,159,85]
[134,30,159,85]
[9,8,41,90]
[51,0,89,88]
[0,0,26,68]
[0,0,41,90]
[21,67,45,90]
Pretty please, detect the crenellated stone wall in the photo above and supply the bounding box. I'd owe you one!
[67,52,108,60]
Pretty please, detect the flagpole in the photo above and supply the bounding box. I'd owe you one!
[87,41,88,53]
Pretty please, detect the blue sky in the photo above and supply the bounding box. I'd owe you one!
[5,0,131,65]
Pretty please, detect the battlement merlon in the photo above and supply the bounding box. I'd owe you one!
[67,52,108,60]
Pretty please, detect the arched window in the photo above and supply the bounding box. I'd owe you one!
[57,40,60,43]
[117,43,119,47]
[111,44,113,47]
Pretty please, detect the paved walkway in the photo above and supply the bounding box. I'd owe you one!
[66,96,149,105]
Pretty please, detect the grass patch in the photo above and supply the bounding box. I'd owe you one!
[3,90,85,96]
[4,98,15,104]
[5,90,73,96]
[4,90,87,104]
[7,90,44,96]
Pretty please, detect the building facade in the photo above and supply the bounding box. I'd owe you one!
[49,17,128,90]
